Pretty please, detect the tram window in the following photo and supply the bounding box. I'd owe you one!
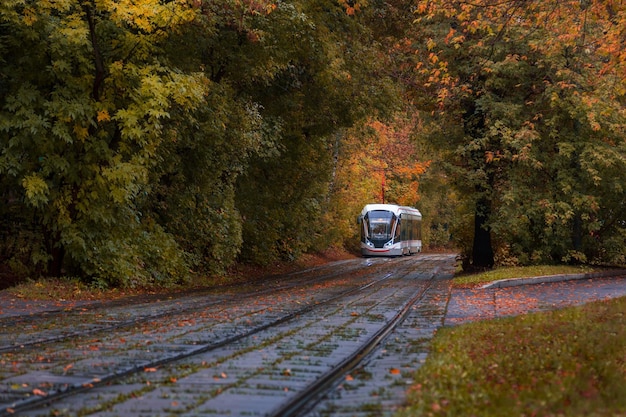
[367,210,394,240]
[394,220,401,240]
[371,221,387,238]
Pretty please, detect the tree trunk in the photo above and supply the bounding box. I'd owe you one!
[472,196,494,269]
[48,246,65,277]
[44,228,65,277]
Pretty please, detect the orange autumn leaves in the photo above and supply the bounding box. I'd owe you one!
[414,0,626,97]
[337,0,367,16]
[333,114,428,214]
[366,117,429,207]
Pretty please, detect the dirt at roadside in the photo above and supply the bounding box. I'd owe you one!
[0,248,359,316]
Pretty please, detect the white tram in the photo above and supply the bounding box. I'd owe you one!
[357,204,422,257]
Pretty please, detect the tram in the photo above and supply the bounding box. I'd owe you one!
[357,204,422,257]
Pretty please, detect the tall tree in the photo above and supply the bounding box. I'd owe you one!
[0,0,273,286]
[413,0,626,267]
[232,0,401,264]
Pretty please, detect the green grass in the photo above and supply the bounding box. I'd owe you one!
[398,297,626,417]
[453,265,597,288]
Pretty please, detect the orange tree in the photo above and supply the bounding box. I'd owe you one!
[325,113,430,251]
[412,0,626,268]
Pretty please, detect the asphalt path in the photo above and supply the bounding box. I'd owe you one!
[445,269,626,326]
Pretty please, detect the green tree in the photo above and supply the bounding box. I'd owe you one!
[231,0,401,264]
[0,0,267,286]
[413,0,626,268]
[0,0,406,286]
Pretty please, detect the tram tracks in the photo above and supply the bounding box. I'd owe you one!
[1,254,456,417]
[268,266,438,417]
[0,259,375,354]
[1,259,396,415]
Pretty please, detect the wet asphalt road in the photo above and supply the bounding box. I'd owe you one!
[1,254,626,417]
[446,270,626,326]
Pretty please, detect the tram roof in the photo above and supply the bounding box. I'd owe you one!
[361,203,422,218]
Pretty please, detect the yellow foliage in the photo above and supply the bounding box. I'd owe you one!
[333,113,428,209]
[22,8,37,26]
[73,125,89,141]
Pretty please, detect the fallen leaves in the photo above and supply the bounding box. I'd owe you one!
[32,388,47,397]
[445,278,620,326]
[213,372,228,380]
[63,363,73,374]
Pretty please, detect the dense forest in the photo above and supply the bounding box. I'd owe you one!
[1,0,624,288]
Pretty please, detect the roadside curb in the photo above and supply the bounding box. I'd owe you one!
[480,269,626,289]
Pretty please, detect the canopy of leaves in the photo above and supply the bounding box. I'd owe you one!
[2,0,623,288]
[232,0,404,264]
[0,0,405,287]
[412,0,626,267]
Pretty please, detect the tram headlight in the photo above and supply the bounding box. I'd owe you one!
[384,240,394,247]
[365,239,374,247]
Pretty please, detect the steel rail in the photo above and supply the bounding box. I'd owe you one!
[1,266,398,417]
[266,270,437,417]
[0,260,380,354]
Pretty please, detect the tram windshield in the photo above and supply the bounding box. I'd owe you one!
[365,210,396,241]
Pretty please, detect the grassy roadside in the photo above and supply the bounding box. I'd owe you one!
[399,266,626,417]
[453,264,599,288]
[1,248,358,300]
